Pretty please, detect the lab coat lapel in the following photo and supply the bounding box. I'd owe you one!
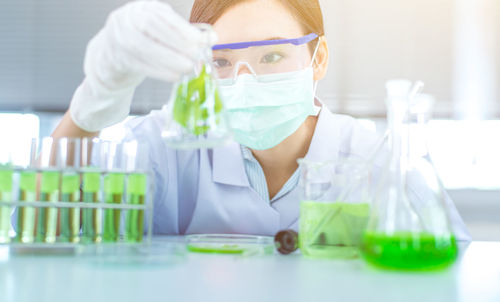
[212,141,250,187]
[303,107,341,163]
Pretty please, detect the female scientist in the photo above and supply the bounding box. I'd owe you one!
[51,0,470,239]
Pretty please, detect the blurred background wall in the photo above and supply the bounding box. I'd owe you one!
[1,0,499,239]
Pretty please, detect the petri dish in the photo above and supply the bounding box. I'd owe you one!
[185,234,275,255]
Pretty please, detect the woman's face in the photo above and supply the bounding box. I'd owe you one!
[212,0,314,78]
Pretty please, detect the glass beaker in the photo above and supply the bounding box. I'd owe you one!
[361,80,458,271]
[162,24,231,149]
[298,158,371,259]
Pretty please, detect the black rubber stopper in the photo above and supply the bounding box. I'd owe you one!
[274,230,299,255]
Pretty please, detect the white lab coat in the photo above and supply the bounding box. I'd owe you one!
[126,106,471,241]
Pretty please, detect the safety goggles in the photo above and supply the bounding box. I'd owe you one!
[212,33,319,81]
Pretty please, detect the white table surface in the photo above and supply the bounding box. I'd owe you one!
[0,238,499,302]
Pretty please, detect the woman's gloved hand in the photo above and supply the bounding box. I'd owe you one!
[69,0,216,132]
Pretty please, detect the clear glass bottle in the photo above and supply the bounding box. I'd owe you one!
[162,25,231,149]
[361,80,458,271]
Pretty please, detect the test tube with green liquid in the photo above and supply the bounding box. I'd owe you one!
[82,170,102,243]
[103,173,124,242]
[16,171,36,243]
[0,167,13,243]
[60,173,80,243]
[36,171,60,243]
[125,173,147,243]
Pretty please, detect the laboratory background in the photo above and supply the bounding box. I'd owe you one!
[1,0,498,240]
[1,1,500,301]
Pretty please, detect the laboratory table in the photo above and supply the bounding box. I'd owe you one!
[0,238,499,302]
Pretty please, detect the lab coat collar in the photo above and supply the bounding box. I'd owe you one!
[212,103,341,187]
[212,141,250,187]
[303,105,341,163]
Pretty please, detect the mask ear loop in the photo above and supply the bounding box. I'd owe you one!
[310,37,322,116]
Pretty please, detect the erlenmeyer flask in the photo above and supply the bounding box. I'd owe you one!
[162,25,231,149]
[361,80,458,271]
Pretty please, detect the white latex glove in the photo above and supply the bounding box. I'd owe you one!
[69,0,216,132]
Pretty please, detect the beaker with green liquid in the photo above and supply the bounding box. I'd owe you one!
[162,24,231,149]
[361,81,458,271]
[298,159,371,259]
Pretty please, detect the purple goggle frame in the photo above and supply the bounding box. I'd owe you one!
[212,33,319,50]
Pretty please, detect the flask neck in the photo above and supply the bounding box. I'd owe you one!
[409,112,432,160]
[387,97,410,187]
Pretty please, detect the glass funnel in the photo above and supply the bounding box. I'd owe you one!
[162,25,231,149]
[298,158,372,259]
[361,80,458,271]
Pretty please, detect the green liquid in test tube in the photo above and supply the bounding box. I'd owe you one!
[82,171,101,243]
[0,167,13,243]
[36,171,60,243]
[125,173,146,243]
[103,173,124,242]
[16,171,36,243]
[60,173,80,243]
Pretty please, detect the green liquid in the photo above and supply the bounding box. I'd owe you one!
[0,168,13,243]
[82,171,101,243]
[36,171,60,243]
[299,201,370,259]
[60,173,80,243]
[125,173,146,243]
[187,244,245,254]
[172,65,223,136]
[361,232,458,271]
[103,173,124,243]
[16,171,36,243]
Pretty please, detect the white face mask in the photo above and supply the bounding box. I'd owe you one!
[218,67,318,150]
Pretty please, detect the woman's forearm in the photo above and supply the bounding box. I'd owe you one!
[51,111,100,139]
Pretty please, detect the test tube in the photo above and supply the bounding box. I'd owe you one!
[0,165,13,243]
[36,138,61,243]
[123,141,148,243]
[103,172,124,242]
[125,173,146,243]
[17,170,36,243]
[0,141,16,243]
[102,141,125,243]
[59,139,81,243]
[81,138,102,243]
[82,172,101,243]
[15,139,37,243]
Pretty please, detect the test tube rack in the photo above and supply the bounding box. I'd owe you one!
[0,166,154,249]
